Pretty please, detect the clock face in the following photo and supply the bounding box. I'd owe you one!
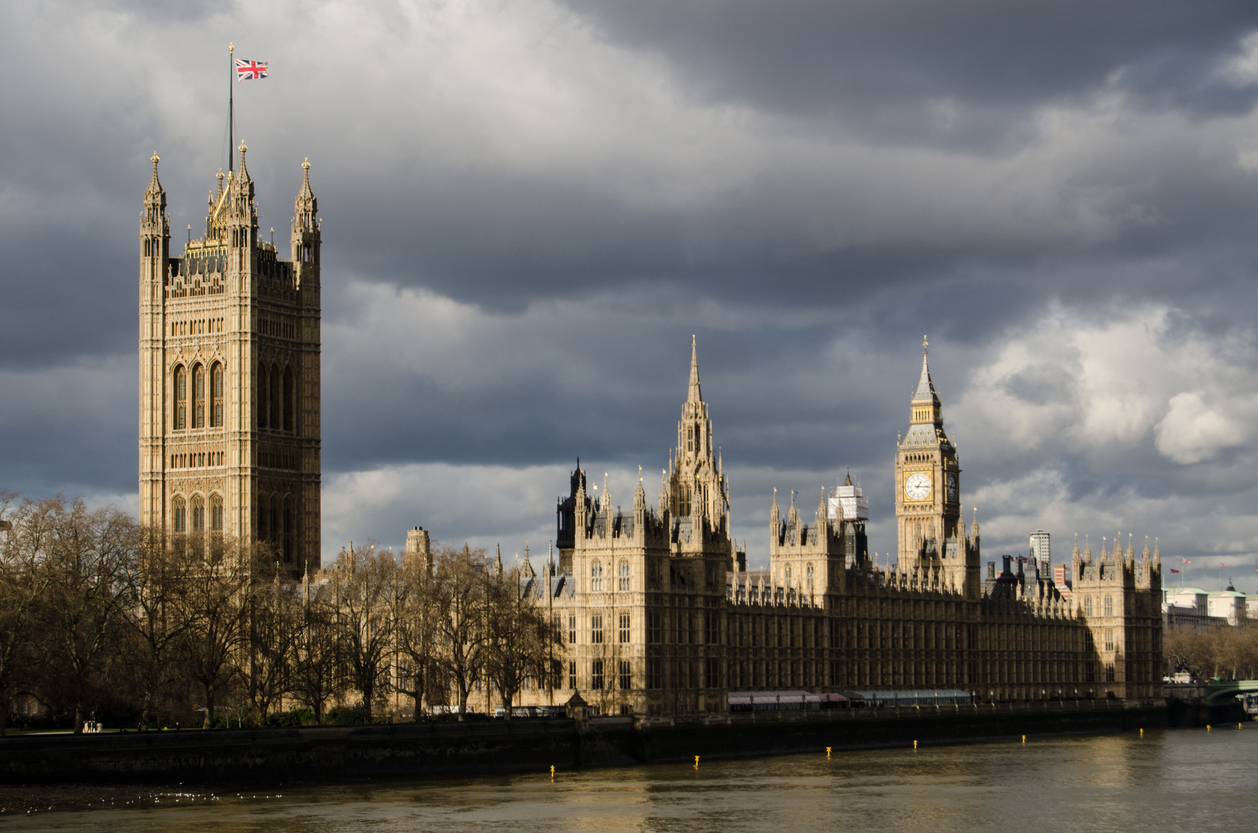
[904,472,932,501]
[946,473,957,502]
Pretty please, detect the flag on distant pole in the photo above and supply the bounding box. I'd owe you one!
[1170,569,1180,574]
[235,59,269,80]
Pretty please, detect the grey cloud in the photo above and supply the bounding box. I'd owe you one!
[559,0,1258,127]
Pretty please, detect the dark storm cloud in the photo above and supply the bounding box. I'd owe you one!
[559,0,1258,126]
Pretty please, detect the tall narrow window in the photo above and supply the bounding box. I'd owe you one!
[1084,596,1093,617]
[283,366,295,432]
[191,495,205,533]
[591,561,603,592]
[687,426,694,453]
[211,363,224,428]
[174,366,187,430]
[568,615,577,644]
[270,365,281,430]
[618,561,630,591]
[258,495,270,543]
[172,497,187,533]
[284,497,295,563]
[209,494,224,533]
[619,661,631,691]
[1103,595,1113,617]
[258,362,268,428]
[192,364,205,428]
[619,613,631,643]
[591,659,604,690]
[591,615,604,644]
[677,485,691,516]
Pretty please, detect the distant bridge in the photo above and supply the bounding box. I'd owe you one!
[1204,679,1258,707]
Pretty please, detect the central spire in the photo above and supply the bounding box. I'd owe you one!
[909,335,943,426]
[914,334,938,402]
[688,334,702,403]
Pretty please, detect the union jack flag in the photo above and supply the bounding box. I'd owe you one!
[235,59,268,80]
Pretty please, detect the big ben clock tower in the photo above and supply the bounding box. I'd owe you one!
[895,337,963,577]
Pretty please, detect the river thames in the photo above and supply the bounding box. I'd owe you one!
[5,727,1255,832]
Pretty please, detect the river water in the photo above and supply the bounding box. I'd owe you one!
[6,727,1255,832]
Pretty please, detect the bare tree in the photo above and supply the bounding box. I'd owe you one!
[247,565,303,723]
[394,546,440,721]
[0,493,56,736]
[328,542,399,723]
[30,498,140,733]
[1165,624,1258,681]
[432,545,489,720]
[177,535,256,728]
[127,526,196,728]
[484,564,563,720]
[288,576,340,724]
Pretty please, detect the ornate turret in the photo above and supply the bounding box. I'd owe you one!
[292,157,320,293]
[140,152,169,276]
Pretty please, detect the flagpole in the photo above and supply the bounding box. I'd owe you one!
[228,42,234,173]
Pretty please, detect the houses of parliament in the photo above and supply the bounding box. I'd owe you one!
[139,154,1163,712]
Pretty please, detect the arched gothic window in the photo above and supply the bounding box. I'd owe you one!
[807,563,815,588]
[192,364,205,428]
[591,561,603,592]
[257,361,266,429]
[676,485,692,516]
[269,365,281,430]
[283,366,295,433]
[210,363,224,428]
[172,496,187,533]
[1103,595,1113,617]
[191,495,205,533]
[618,561,630,591]
[174,365,187,430]
[258,494,271,543]
[1084,596,1093,616]
[269,498,280,548]
[209,494,224,533]
[284,496,295,563]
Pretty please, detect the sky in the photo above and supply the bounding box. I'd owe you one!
[4,0,1258,590]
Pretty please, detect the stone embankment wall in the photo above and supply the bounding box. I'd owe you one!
[0,702,1166,785]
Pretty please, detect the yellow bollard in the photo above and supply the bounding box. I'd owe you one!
[694,755,700,768]
[913,740,917,750]
[826,747,831,758]
[1021,735,1026,744]
[1139,728,1143,737]
[1207,725,1211,732]
[550,765,555,780]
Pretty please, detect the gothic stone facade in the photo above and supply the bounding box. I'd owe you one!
[459,340,1162,716]
[139,147,322,575]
